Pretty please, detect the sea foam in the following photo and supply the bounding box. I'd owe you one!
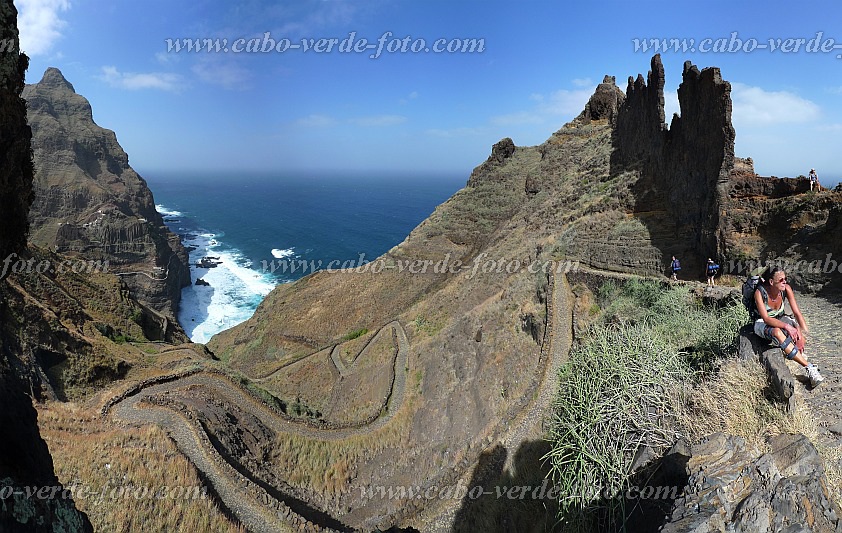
[157,205,277,344]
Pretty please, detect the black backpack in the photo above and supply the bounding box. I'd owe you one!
[741,266,768,320]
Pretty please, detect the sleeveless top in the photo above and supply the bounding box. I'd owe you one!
[757,285,785,318]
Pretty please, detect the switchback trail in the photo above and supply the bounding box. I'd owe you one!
[107,321,409,532]
[416,270,573,531]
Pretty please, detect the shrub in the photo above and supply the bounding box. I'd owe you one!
[545,281,749,531]
[341,328,369,341]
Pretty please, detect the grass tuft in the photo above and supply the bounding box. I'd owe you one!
[545,280,752,531]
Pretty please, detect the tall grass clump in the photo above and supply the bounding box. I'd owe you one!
[546,280,749,531]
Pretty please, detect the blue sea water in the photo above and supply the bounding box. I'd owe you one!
[145,173,463,343]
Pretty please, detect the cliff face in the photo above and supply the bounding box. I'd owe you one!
[608,54,735,276]
[724,161,842,294]
[22,70,190,318]
[0,2,32,261]
[0,1,93,530]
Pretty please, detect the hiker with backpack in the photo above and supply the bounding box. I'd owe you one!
[670,256,681,281]
[809,169,819,192]
[749,266,824,388]
[706,259,719,287]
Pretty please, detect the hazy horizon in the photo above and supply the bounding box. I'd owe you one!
[17,0,842,183]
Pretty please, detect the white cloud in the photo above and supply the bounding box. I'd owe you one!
[399,91,419,104]
[191,58,251,90]
[17,0,71,56]
[490,111,545,126]
[98,66,183,92]
[541,88,596,116]
[572,77,593,88]
[491,88,592,126]
[731,82,821,126]
[156,51,181,65]
[296,114,336,127]
[817,123,842,132]
[350,115,407,127]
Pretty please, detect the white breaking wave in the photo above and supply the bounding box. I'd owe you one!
[155,204,183,217]
[271,248,295,259]
[177,231,277,344]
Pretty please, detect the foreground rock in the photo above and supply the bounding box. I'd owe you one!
[662,433,841,532]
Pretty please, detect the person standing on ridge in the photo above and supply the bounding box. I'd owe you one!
[670,256,681,281]
[706,258,719,287]
[753,266,824,388]
[809,168,819,192]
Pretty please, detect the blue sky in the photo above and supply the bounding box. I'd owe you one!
[16,0,842,184]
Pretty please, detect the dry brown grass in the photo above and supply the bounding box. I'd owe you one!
[268,384,417,500]
[261,348,335,414]
[327,330,397,424]
[674,357,842,505]
[675,358,784,450]
[37,401,244,532]
[339,329,375,365]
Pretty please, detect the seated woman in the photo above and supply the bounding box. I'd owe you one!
[753,267,824,387]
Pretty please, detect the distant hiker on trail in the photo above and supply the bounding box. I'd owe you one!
[670,256,681,281]
[752,266,824,388]
[809,169,819,192]
[706,259,719,286]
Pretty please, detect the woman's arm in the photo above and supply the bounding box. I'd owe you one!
[786,285,809,334]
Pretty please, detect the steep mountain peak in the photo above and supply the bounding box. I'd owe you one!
[38,66,75,92]
[22,68,191,322]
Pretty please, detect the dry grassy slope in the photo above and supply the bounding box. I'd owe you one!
[209,119,626,360]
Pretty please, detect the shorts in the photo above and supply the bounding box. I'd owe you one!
[753,315,797,343]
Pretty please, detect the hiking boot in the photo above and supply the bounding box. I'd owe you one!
[807,364,825,388]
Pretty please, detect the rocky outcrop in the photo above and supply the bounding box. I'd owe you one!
[0,2,32,262]
[722,162,842,295]
[466,137,517,188]
[0,1,93,530]
[574,75,626,125]
[661,433,841,532]
[22,69,190,318]
[592,54,842,293]
[610,54,735,277]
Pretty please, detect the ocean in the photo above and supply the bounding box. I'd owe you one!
[145,173,463,343]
